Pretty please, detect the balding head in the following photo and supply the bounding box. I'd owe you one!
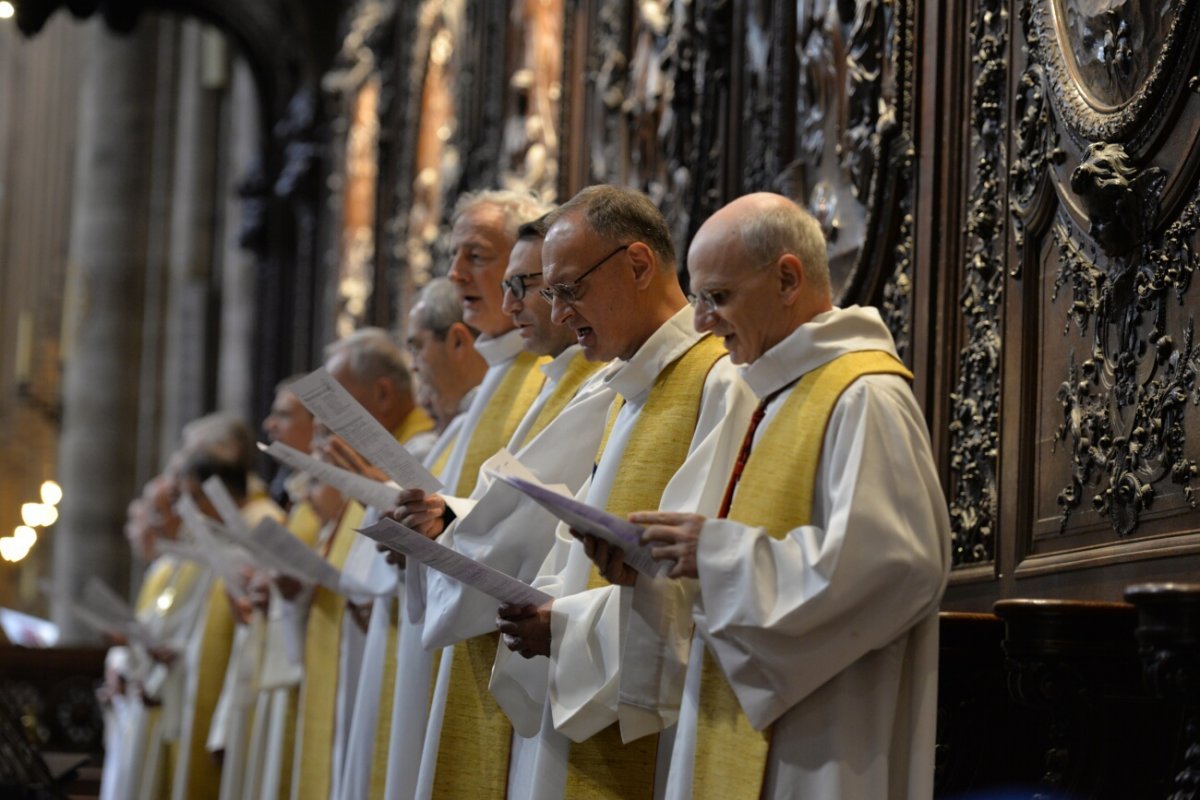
[541,184,687,361]
[324,327,417,431]
[688,193,833,364]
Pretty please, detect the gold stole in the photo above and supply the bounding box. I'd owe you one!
[565,334,727,800]
[515,352,606,451]
[135,556,189,798]
[135,557,177,615]
[271,501,320,800]
[295,501,366,800]
[454,350,549,496]
[395,405,436,446]
[431,351,549,800]
[181,577,237,799]
[430,431,458,478]
[693,350,912,799]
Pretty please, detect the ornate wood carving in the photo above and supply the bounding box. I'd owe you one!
[948,0,1008,568]
[1012,0,1200,541]
[322,0,396,337]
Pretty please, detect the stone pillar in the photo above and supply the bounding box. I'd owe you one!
[53,20,160,641]
[157,21,221,462]
[216,54,262,422]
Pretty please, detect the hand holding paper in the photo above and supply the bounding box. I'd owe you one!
[289,368,442,494]
[258,440,401,510]
[357,518,551,608]
[483,450,671,578]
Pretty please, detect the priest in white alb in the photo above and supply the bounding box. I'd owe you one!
[492,184,757,799]
[631,193,950,798]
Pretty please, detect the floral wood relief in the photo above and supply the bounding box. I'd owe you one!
[948,0,1008,567]
[1016,0,1200,538]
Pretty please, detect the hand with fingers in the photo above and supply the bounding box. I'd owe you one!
[573,530,638,586]
[318,434,390,483]
[496,601,554,659]
[629,511,706,579]
[385,488,447,540]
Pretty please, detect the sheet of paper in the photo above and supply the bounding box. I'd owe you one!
[290,368,443,494]
[258,441,401,510]
[65,578,166,650]
[174,495,252,597]
[358,519,551,608]
[0,607,59,648]
[202,477,254,538]
[485,451,669,577]
[250,518,374,597]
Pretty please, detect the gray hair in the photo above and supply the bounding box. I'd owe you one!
[548,184,675,270]
[452,189,551,241]
[324,327,413,394]
[739,202,831,297]
[412,278,472,338]
[180,412,256,476]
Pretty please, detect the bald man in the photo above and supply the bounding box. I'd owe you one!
[635,193,949,798]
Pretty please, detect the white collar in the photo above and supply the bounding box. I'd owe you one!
[604,305,703,406]
[541,344,584,384]
[741,305,900,399]
[473,328,525,367]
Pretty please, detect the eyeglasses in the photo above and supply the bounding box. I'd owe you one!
[688,254,787,313]
[538,244,630,305]
[686,287,731,314]
[501,271,544,300]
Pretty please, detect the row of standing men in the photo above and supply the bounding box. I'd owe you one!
[101,184,951,799]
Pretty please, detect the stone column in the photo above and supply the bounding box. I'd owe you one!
[53,20,160,641]
[157,20,221,462]
[216,54,262,422]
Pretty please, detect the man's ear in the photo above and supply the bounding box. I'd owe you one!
[446,322,472,354]
[778,254,805,306]
[373,375,395,409]
[627,242,658,289]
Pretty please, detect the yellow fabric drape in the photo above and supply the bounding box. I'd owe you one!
[272,500,321,800]
[367,598,401,799]
[566,334,727,800]
[693,350,911,800]
[430,352,549,799]
[180,578,236,800]
[454,351,549,496]
[515,352,605,451]
[294,501,366,800]
[395,405,436,447]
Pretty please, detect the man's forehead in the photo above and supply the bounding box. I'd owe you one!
[451,205,507,247]
[506,239,542,276]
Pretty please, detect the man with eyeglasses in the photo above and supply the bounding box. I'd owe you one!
[621,193,949,798]
[489,184,757,799]
[384,211,621,799]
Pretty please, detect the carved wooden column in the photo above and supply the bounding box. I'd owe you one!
[1126,583,1200,800]
[994,598,1171,799]
[52,20,160,641]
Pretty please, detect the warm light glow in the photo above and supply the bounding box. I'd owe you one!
[41,481,62,506]
[0,3,14,21]
[13,526,36,548]
[0,536,32,562]
[20,502,57,528]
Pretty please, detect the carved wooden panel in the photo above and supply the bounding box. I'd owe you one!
[1003,0,1200,577]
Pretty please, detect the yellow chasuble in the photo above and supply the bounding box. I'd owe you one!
[565,334,727,800]
[294,501,366,800]
[180,576,237,799]
[395,404,436,447]
[431,350,551,800]
[515,352,606,451]
[693,350,911,800]
[270,500,321,800]
[454,350,549,496]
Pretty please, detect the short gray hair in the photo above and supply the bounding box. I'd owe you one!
[181,412,256,476]
[452,189,551,241]
[739,202,831,297]
[548,184,675,270]
[324,327,413,394]
[412,278,471,338]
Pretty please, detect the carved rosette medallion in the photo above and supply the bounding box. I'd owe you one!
[948,0,1008,567]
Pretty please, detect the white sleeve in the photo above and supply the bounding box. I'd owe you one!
[695,377,951,729]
